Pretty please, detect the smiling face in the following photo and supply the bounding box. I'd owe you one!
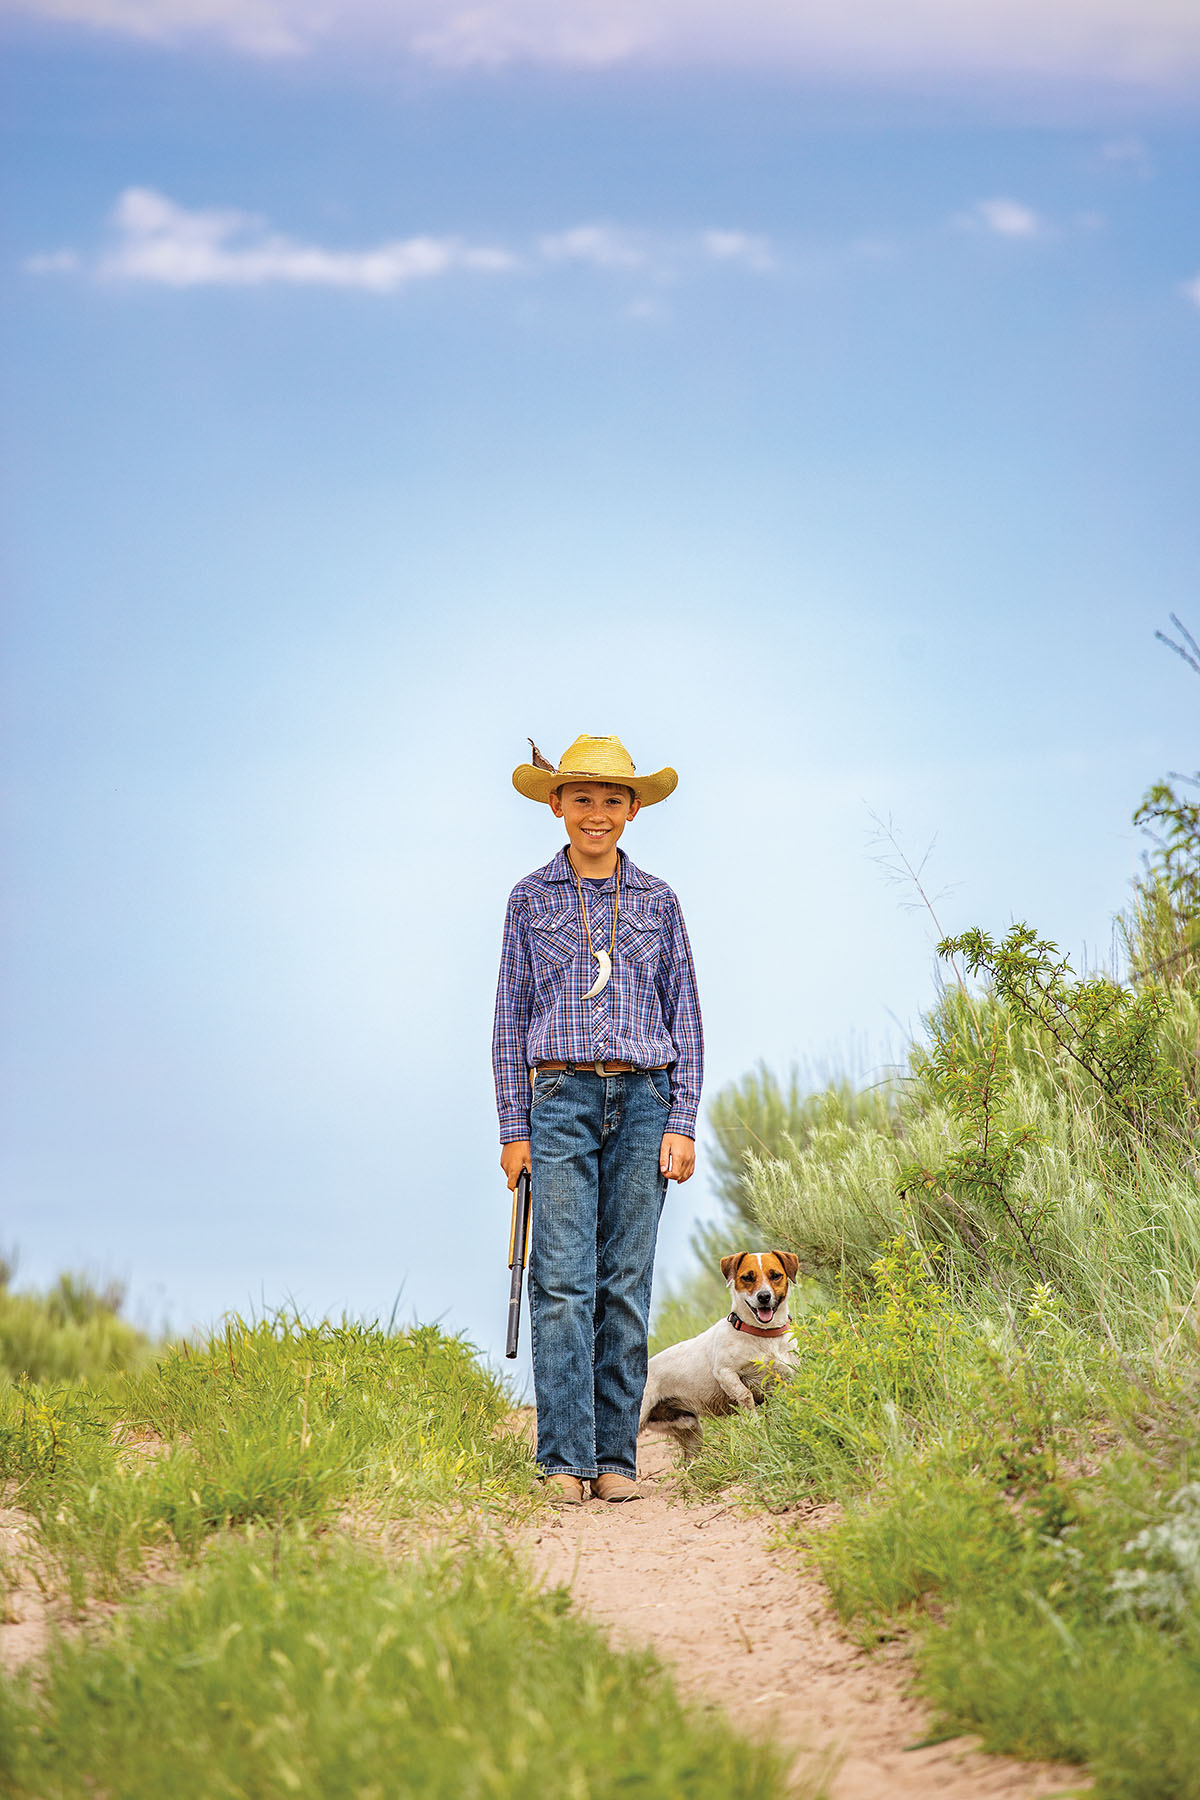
[721,1250,800,1325]
[550,781,640,876]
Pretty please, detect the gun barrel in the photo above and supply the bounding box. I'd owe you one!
[505,1168,531,1359]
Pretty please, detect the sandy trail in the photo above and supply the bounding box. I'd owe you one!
[2,1422,1088,1798]
[0,1504,55,1675]
[521,1430,1089,1800]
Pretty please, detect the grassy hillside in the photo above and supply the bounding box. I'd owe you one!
[0,1311,797,1800]
[663,828,1200,1795]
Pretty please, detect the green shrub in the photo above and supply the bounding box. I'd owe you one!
[0,1272,152,1385]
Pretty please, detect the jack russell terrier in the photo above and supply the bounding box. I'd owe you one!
[639,1250,800,1457]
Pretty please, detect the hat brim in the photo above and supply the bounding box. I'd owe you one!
[512,765,678,806]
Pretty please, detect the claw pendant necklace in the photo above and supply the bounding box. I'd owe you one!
[569,853,619,998]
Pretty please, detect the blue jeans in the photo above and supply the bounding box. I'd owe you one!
[528,1067,671,1480]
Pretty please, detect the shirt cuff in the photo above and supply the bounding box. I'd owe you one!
[665,1108,696,1139]
[499,1111,531,1145]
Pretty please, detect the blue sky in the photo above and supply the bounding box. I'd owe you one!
[3,1,1198,1375]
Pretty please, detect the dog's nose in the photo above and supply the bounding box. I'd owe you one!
[755,1290,774,1308]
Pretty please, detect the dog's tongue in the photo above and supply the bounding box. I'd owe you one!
[755,1305,775,1324]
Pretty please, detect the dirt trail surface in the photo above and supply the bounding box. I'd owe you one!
[0,1504,54,1675]
[521,1432,1088,1800]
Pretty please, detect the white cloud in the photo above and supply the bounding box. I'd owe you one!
[538,225,646,268]
[25,192,783,296]
[701,230,774,272]
[48,187,519,290]
[1184,275,1200,307]
[6,0,1200,88]
[961,197,1046,238]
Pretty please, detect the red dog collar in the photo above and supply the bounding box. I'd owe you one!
[727,1310,789,1339]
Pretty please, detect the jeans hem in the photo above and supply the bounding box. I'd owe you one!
[541,1466,595,1480]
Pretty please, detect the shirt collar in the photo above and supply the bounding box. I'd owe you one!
[536,846,650,890]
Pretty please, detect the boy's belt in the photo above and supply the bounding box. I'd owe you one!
[533,1060,670,1075]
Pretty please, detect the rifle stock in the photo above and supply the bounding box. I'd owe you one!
[505,1167,531,1359]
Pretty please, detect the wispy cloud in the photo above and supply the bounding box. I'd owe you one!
[34,188,518,291]
[538,225,647,269]
[7,0,1200,89]
[1097,134,1155,176]
[25,190,779,295]
[1184,275,1200,308]
[701,230,774,272]
[24,248,81,274]
[957,197,1047,239]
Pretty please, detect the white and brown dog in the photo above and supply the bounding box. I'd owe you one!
[639,1250,800,1457]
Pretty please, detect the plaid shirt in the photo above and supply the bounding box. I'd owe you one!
[492,846,703,1143]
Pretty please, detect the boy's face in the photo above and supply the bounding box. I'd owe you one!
[550,782,640,871]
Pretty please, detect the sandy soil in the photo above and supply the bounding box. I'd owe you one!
[520,1429,1090,1800]
[0,1428,174,1676]
[0,1504,55,1675]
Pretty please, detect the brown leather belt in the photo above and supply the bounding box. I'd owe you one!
[533,1060,670,1075]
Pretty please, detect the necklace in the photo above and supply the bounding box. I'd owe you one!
[568,852,619,998]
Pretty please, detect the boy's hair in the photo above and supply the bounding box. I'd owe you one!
[553,781,636,804]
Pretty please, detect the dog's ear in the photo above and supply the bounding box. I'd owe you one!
[774,1250,799,1282]
[720,1253,744,1282]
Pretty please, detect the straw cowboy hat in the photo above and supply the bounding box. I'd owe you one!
[513,734,678,807]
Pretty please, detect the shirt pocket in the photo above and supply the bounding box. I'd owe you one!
[529,905,581,967]
[618,905,662,967]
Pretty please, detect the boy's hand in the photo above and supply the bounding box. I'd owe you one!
[500,1140,532,1190]
[660,1134,695,1183]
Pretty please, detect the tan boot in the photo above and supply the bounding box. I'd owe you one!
[590,1473,641,1502]
[545,1473,585,1505]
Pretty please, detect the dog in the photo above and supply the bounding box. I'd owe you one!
[639,1250,800,1457]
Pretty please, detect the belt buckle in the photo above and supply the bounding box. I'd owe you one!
[594,1059,608,1077]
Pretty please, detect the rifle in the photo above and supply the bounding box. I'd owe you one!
[505,1167,532,1359]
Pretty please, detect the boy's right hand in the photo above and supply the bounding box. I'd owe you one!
[500,1140,532,1190]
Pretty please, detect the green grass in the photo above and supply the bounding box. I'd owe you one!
[0,1308,810,1800]
[643,936,1200,1797]
[658,1220,1200,1796]
[0,1533,796,1800]
[0,1313,536,1608]
[0,1270,153,1385]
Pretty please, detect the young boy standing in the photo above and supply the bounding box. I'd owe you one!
[493,734,703,1505]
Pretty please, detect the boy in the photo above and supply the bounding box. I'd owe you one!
[493,733,703,1504]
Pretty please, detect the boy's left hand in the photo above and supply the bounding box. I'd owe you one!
[659,1134,695,1183]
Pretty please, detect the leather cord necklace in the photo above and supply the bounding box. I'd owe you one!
[568,852,619,999]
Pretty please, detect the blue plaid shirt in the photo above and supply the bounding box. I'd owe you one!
[493,847,703,1143]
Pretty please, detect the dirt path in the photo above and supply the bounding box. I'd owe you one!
[521,1433,1089,1800]
[0,1505,55,1675]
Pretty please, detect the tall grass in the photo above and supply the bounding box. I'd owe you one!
[0,1268,153,1385]
[656,873,1200,1797]
[744,985,1200,1337]
[0,1313,535,1608]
